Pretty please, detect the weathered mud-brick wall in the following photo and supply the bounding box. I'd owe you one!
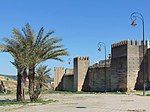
[54,67,65,90]
[86,67,111,92]
[74,57,89,91]
[111,41,128,91]
[135,41,150,89]
[62,69,74,91]
[111,40,147,91]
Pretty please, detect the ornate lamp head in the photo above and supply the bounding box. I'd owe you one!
[98,47,101,52]
[131,20,137,27]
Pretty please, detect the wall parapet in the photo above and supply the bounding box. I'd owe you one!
[65,68,74,75]
[111,40,128,48]
[74,57,89,61]
[112,40,150,48]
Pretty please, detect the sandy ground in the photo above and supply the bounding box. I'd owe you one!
[0,93,150,112]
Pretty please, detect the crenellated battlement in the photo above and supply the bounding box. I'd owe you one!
[74,56,89,60]
[128,40,139,46]
[112,40,150,48]
[139,40,150,47]
[111,40,128,48]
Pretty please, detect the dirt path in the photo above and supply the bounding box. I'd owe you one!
[0,93,150,112]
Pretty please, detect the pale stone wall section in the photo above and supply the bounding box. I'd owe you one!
[62,75,74,91]
[127,41,139,91]
[63,68,74,91]
[88,67,111,92]
[111,41,128,91]
[111,40,150,91]
[74,57,89,91]
[54,67,65,90]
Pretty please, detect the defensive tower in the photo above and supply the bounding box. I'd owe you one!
[74,57,89,91]
[111,40,140,91]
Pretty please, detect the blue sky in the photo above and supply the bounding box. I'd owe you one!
[0,0,150,76]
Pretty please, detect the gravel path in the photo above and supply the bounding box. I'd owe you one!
[0,93,150,112]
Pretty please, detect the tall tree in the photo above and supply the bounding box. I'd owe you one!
[0,34,27,101]
[33,65,51,100]
[21,24,69,101]
[0,23,69,101]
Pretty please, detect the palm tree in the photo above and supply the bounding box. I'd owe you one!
[21,24,69,101]
[33,65,51,100]
[0,33,27,101]
[0,23,69,102]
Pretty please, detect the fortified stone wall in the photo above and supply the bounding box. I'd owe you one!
[82,66,111,92]
[135,41,150,89]
[74,57,89,91]
[54,68,74,91]
[54,40,150,92]
[62,68,74,91]
[127,40,139,91]
[54,67,65,90]
[111,40,128,91]
[111,40,150,91]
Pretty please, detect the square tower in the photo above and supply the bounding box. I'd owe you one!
[74,57,89,91]
[111,40,140,91]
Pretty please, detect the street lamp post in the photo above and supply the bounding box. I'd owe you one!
[130,12,146,96]
[97,42,107,92]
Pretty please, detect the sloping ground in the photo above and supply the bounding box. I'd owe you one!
[3,80,17,92]
[0,75,17,93]
[0,74,54,93]
[0,74,17,81]
[0,76,5,81]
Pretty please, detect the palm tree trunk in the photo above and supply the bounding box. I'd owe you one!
[16,68,25,101]
[22,68,27,100]
[28,66,35,101]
